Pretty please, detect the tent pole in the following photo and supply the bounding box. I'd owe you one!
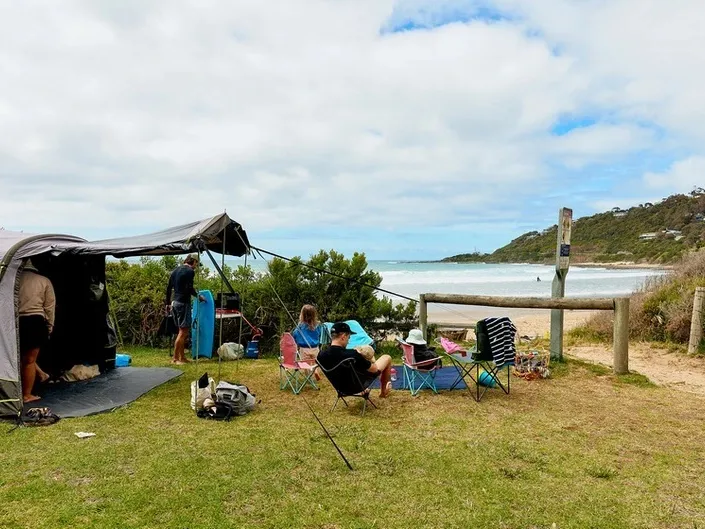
[195,248,202,370]
[237,251,247,374]
[217,224,226,383]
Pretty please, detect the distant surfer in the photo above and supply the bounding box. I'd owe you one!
[536,276,541,282]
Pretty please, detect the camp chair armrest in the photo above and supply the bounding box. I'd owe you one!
[406,357,440,369]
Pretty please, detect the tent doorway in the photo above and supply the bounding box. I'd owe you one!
[29,252,117,381]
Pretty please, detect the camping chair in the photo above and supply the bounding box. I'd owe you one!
[438,319,513,402]
[323,320,374,349]
[398,340,440,396]
[316,357,379,416]
[279,333,318,395]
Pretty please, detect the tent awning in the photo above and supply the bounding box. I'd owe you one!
[60,213,250,258]
[7,213,250,260]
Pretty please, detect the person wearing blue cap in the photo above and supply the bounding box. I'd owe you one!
[317,321,393,397]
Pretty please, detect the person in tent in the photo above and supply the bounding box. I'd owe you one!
[317,322,393,398]
[166,255,205,365]
[18,259,55,403]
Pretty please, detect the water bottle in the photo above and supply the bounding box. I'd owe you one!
[390,368,397,382]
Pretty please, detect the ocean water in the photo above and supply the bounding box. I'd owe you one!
[225,258,667,303]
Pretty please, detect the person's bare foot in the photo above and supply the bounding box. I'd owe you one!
[380,382,392,398]
[37,371,50,383]
[173,360,187,366]
[23,395,41,403]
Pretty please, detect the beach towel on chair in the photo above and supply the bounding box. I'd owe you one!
[479,317,517,367]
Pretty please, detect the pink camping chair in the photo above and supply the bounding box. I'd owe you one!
[279,332,318,395]
[399,340,440,396]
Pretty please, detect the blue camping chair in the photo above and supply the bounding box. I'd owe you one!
[322,320,374,348]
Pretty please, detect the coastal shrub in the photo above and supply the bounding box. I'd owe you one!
[576,249,705,343]
[105,251,417,353]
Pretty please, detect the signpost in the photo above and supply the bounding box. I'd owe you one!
[550,207,572,361]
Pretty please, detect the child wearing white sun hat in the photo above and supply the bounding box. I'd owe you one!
[405,328,441,369]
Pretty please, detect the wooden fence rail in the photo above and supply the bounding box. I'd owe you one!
[419,293,630,375]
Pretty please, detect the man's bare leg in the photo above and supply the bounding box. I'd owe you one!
[173,328,188,364]
[35,363,50,383]
[21,348,41,403]
[374,354,393,397]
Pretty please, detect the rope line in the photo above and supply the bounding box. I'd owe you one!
[251,246,418,303]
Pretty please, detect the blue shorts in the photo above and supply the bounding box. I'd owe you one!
[171,301,192,329]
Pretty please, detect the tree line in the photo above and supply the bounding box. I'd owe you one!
[106,251,417,353]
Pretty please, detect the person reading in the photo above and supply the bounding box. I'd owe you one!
[317,322,393,398]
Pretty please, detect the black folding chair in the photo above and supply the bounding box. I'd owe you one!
[438,319,512,402]
[316,357,380,416]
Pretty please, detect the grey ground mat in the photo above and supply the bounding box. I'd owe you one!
[23,367,182,418]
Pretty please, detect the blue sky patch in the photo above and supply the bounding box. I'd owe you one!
[382,1,514,34]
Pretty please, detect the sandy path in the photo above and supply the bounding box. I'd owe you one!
[567,343,705,397]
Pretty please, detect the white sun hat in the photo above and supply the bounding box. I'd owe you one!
[405,329,426,345]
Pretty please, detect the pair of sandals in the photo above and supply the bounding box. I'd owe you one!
[22,407,60,426]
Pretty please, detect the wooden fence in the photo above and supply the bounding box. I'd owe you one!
[419,293,630,375]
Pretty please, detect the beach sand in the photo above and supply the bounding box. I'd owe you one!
[429,306,598,339]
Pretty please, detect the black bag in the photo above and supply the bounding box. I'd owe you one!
[196,401,235,421]
[158,311,178,337]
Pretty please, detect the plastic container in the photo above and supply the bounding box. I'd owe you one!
[115,353,132,367]
[390,368,397,382]
[245,340,260,359]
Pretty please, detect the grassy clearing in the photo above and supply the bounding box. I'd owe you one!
[2,347,705,529]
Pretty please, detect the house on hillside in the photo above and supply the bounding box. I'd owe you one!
[639,232,658,241]
[612,209,628,217]
[695,213,705,222]
[664,229,682,237]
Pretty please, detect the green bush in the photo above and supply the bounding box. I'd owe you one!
[577,249,705,343]
[106,251,417,354]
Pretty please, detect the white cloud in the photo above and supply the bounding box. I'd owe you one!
[1,0,704,256]
[643,156,705,191]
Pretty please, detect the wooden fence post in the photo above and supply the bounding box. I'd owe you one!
[419,294,428,341]
[613,297,630,375]
[688,287,705,355]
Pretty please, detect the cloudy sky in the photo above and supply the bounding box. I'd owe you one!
[1,0,704,260]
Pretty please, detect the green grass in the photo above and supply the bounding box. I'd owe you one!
[2,347,705,528]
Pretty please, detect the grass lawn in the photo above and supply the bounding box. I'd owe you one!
[2,346,705,529]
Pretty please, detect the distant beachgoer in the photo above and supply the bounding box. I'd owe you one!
[166,255,205,365]
[18,259,55,403]
[537,276,541,282]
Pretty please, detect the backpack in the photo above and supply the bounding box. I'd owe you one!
[215,381,258,416]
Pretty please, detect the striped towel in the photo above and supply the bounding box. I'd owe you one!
[482,317,517,367]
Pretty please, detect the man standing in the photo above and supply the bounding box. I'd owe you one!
[18,259,55,403]
[166,255,205,365]
[317,322,393,398]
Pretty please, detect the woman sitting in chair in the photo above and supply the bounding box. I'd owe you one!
[292,304,323,363]
[405,329,442,369]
